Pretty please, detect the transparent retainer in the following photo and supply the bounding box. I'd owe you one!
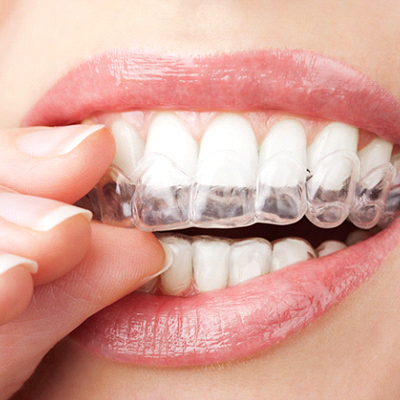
[191,151,255,228]
[80,151,400,231]
[306,150,360,228]
[133,153,192,231]
[255,151,307,225]
[379,154,400,228]
[349,162,396,230]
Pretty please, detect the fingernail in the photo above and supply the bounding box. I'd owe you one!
[17,124,105,157]
[0,192,92,231]
[134,242,173,289]
[157,242,174,275]
[0,253,38,275]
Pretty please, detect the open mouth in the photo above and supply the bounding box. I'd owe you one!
[78,109,400,296]
[23,49,400,366]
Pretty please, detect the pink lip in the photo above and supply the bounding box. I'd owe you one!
[23,49,400,366]
[23,49,400,144]
[72,221,399,366]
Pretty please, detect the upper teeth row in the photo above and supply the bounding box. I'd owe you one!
[88,112,400,231]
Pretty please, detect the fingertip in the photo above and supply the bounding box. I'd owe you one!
[31,212,92,285]
[0,265,34,325]
[0,125,116,203]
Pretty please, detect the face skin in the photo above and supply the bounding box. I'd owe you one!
[2,1,400,399]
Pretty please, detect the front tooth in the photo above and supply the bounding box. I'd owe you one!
[306,122,360,228]
[145,112,199,175]
[133,112,197,231]
[192,113,258,227]
[197,113,258,176]
[111,119,145,178]
[256,120,307,224]
[316,240,347,257]
[159,235,193,296]
[271,238,316,272]
[192,237,230,293]
[259,119,307,167]
[229,238,271,286]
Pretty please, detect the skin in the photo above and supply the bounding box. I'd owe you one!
[0,0,399,399]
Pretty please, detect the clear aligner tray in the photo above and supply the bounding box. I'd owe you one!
[79,151,400,231]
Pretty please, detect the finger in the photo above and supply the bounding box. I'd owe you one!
[0,191,92,285]
[0,254,36,325]
[0,224,170,397]
[0,124,115,204]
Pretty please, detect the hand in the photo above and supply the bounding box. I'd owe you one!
[0,125,167,399]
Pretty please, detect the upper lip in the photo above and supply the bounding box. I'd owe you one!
[22,49,400,145]
[23,48,400,366]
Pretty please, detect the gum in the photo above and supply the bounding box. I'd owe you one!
[82,151,399,231]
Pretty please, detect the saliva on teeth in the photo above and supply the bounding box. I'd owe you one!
[78,112,400,295]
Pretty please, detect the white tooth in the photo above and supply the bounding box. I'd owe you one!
[145,112,199,175]
[192,237,230,293]
[316,240,347,257]
[159,236,193,296]
[260,119,307,167]
[307,122,359,171]
[111,119,145,178]
[306,122,359,197]
[271,238,316,272]
[255,120,307,225]
[358,138,393,179]
[229,238,271,286]
[196,113,258,186]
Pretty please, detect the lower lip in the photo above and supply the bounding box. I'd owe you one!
[72,218,400,366]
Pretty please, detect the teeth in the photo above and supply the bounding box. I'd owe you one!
[358,138,393,180]
[259,119,307,166]
[229,238,272,286]
[256,120,307,224]
[316,240,347,257]
[111,119,145,178]
[192,237,230,293]
[271,238,316,272]
[196,113,259,177]
[306,122,360,228]
[307,122,359,171]
[89,111,398,232]
[159,235,193,296]
[133,113,197,230]
[349,139,395,229]
[144,112,199,176]
[192,113,258,227]
[158,234,321,295]
[133,154,192,230]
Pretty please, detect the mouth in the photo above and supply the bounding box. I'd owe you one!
[23,49,400,366]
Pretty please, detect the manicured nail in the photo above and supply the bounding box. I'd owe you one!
[0,253,38,275]
[134,242,173,289]
[17,124,105,157]
[0,192,92,231]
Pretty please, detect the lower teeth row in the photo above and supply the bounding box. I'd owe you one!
[141,234,347,296]
[82,151,400,231]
